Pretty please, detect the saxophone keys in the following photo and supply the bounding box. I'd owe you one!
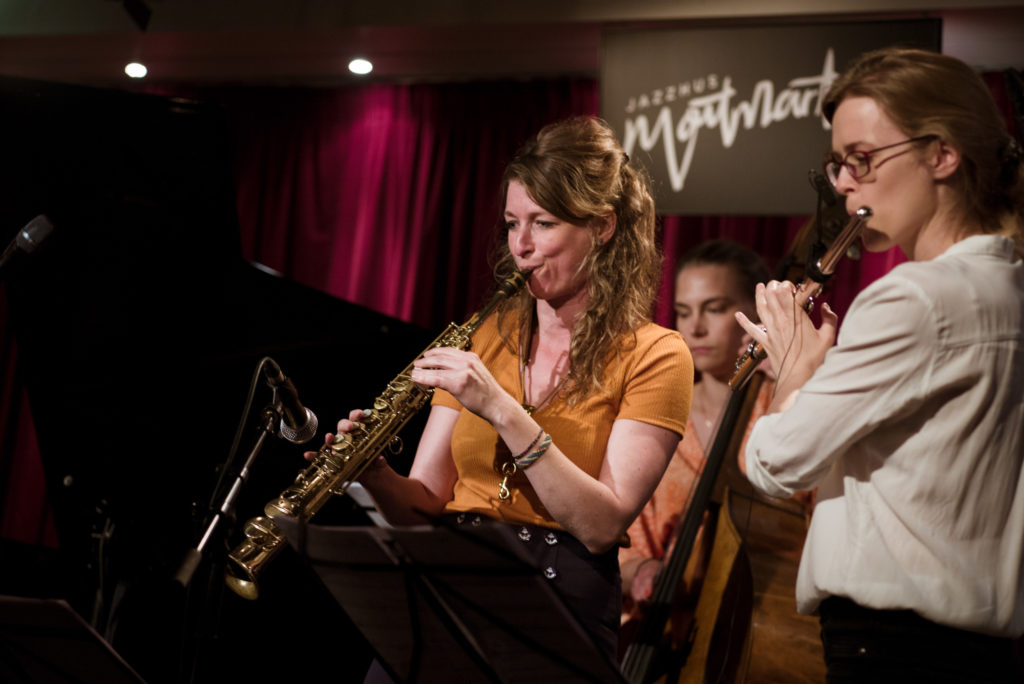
[390,377,414,392]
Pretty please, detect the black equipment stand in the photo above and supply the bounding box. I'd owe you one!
[0,595,146,683]
[274,516,626,684]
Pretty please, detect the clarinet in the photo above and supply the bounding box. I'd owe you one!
[730,206,872,391]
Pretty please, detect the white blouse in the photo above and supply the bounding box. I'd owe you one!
[745,234,1024,638]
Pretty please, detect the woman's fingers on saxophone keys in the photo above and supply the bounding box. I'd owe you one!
[335,409,371,433]
[303,432,332,461]
[308,407,370,461]
[411,349,440,386]
[411,348,467,387]
[409,367,432,386]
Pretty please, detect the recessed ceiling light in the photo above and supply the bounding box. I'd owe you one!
[348,58,373,75]
[125,62,148,78]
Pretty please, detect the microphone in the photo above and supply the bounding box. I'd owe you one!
[262,358,319,444]
[0,215,55,278]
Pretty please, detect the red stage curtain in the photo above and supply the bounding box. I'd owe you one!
[222,79,600,330]
[0,293,58,547]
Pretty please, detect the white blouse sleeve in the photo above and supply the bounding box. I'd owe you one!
[744,273,936,496]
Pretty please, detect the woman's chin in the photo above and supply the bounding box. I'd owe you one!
[694,359,734,380]
[861,228,895,253]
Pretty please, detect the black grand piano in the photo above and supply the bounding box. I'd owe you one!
[0,76,435,683]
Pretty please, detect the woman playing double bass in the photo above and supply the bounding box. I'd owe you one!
[620,240,773,610]
[620,240,822,682]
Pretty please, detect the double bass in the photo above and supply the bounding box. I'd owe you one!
[620,195,871,683]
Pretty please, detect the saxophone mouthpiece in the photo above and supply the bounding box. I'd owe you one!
[511,268,534,295]
[495,268,533,297]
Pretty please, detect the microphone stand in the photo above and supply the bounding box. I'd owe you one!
[171,359,294,683]
[173,405,281,588]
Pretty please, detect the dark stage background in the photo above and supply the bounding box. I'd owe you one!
[0,70,1019,682]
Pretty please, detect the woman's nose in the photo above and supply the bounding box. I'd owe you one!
[681,314,706,339]
[510,228,532,257]
[833,166,857,195]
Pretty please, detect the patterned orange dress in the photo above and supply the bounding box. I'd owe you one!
[620,379,773,575]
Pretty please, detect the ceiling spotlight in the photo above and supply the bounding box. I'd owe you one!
[348,58,373,75]
[125,62,148,78]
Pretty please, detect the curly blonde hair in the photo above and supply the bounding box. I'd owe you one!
[491,116,661,404]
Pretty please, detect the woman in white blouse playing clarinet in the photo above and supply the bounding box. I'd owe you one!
[737,48,1024,682]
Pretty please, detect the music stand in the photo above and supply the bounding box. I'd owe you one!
[274,515,626,684]
[0,595,145,684]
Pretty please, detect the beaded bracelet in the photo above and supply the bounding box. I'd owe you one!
[512,427,545,462]
[515,433,552,469]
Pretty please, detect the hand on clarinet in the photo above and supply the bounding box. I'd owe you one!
[737,332,777,382]
[736,280,838,413]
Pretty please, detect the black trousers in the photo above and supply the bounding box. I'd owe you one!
[818,596,1024,684]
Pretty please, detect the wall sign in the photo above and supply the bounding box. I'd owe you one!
[601,20,941,215]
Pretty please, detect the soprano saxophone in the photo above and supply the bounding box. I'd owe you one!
[225,268,532,600]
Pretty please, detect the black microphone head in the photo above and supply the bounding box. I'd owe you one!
[16,215,55,254]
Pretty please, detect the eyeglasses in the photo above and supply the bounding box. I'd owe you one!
[824,135,937,186]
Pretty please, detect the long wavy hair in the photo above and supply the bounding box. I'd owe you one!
[491,116,660,404]
[823,47,1023,246]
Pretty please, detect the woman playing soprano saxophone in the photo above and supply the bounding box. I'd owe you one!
[738,48,1024,681]
[311,116,692,664]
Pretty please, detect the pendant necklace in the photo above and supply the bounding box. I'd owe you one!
[499,352,567,502]
[691,385,722,447]
[519,356,567,416]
